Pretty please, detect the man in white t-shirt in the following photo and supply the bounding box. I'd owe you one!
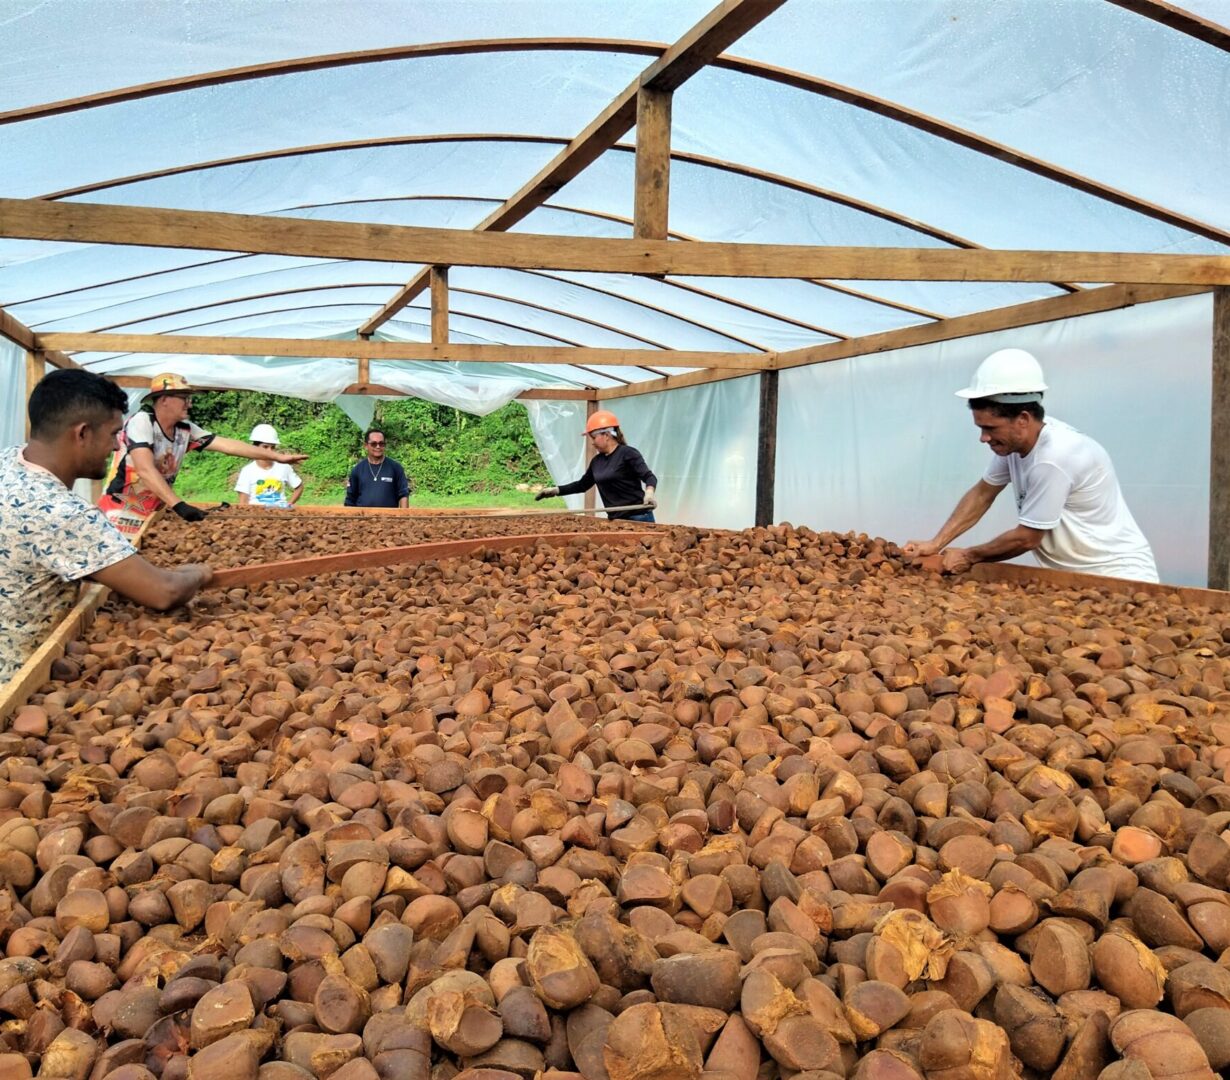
[904,349,1158,583]
[235,424,303,509]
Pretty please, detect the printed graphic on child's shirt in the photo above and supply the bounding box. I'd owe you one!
[252,475,289,505]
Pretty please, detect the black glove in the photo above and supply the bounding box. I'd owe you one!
[534,487,559,501]
[171,501,208,522]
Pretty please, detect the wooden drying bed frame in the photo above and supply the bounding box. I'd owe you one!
[0,527,658,724]
[206,530,660,589]
[969,562,1230,613]
[6,527,1228,727]
[0,510,162,725]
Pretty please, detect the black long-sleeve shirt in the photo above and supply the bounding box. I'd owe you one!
[556,444,657,519]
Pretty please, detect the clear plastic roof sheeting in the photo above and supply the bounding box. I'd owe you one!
[1,0,1227,414]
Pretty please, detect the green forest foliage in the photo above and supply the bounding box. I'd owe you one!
[175,391,552,505]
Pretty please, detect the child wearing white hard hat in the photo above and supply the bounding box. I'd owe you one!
[234,424,304,509]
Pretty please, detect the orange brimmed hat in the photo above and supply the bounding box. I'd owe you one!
[145,372,194,399]
[583,410,620,434]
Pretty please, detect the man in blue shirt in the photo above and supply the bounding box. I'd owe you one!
[344,428,410,508]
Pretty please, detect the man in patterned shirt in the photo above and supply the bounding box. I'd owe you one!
[0,370,213,683]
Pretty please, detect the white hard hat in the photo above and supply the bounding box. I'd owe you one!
[956,348,1048,403]
[249,423,280,444]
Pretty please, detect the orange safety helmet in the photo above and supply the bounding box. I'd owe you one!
[583,410,620,435]
[144,372,195,399]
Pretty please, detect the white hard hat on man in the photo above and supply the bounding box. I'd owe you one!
[956,348,1048,404]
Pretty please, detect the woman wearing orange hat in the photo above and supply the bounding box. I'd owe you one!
[535,410,658,522]
[98,373,307,535]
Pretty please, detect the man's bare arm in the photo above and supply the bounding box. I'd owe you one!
[941,524,1047,574]
[89,554,212,610]
[903,480,1005,557]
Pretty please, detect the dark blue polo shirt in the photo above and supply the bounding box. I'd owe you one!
[344,457,410,507]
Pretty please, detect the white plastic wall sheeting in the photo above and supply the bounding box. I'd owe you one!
[1,2,709,112]
[775,294,1213,586]
[368,363,531,417]
[605,379,759,529]
[0,343,26,450]
[523,400,589,512]
[737,1,1230,233]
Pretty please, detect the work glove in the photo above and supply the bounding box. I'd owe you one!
[534,487,559,501]
[171,501,208,523]
[643,489,658,509]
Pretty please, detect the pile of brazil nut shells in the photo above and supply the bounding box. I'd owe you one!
[4,521,1230,1080]
[138,508,653,570]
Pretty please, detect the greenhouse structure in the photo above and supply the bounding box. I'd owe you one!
[1,0,1228,585]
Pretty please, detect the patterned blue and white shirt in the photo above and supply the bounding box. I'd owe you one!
[0,446,134,683]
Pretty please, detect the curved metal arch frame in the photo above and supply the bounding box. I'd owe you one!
[76,301,647,391]
[34,131,1067,309]
[10,33,1227,247]
[9,192,924,329]
[65,278,698,374]
[33,254,772,356]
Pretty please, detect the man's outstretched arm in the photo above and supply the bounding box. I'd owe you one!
[903,479,1004,557]
[90,554,212,610]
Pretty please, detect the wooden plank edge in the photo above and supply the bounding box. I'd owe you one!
[967,561,1230,612]
[186,503,547,516]
[0,509,161,726]
[208,530,659,590]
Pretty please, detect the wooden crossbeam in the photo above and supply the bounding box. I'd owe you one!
[37,331,766,370]
[597,283,1208,400]
[4,199,1229,285]
[0,305,77,369]
[356,0,788,335]
[104,375,594,401]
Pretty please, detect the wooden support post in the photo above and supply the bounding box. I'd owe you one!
[1211,287,1230,589]
[634,87,672,240]
[755,369,778,528]
[430,266,449,344]
[584,399,598,512]
[24,351,43,439]
[357,356,370,388]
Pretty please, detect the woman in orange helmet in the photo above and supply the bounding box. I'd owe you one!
[535,410,658,522]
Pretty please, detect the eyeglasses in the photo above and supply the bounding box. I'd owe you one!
[588,428,615,439]
[367,440,386,447]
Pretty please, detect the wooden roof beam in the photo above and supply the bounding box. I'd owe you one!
[5,200,1230,284]
[0,304,77,369]
[36,331,769,370]
[356,0,787,336]
[103,374,593,402]
[597,282,1208,400]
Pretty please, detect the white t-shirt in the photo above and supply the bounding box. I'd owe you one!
[983,418,1158,582]
[235,461,301,508]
